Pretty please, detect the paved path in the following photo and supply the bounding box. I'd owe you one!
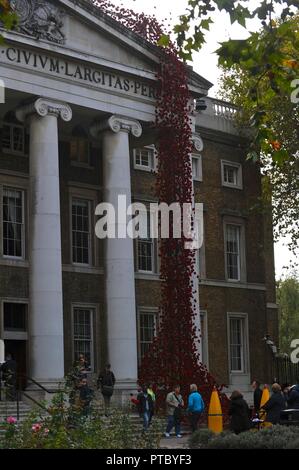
[159,434,190,449]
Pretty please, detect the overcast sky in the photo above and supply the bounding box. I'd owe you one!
[113,0,295,279]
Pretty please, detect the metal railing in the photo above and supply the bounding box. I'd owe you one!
[0,374,63,421]
[272,356,299,386]
[263,336,299,386]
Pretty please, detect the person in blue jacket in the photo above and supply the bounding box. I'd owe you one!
[187,384,205,432]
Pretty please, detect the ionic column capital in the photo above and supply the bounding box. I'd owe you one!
[16,98,72,123]
[192,134,204,152]
[90,115,142,139]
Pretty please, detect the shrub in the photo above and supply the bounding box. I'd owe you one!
[205,425,299,449]
[285,438,299,449]
[188,428,215,448]
[206,432,240,449]
[0,393,162,449]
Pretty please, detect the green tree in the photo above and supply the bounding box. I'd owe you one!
[161,3,299,255]
[0,0,16,38]
[277,273,299,353]
[218,16,299,255]
[159,1,299,165]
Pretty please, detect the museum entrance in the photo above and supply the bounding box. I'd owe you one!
[3,340,27,390]
[3,302,28,390]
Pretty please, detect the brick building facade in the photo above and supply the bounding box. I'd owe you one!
[0,0,278,400]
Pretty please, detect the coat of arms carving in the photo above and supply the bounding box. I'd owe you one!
[10,0,65,44]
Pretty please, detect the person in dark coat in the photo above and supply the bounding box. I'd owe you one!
[282,383,291,407]
[97,363,115,416]
[137,385,154,431]
[251,380,263,414]
[261,383,286,424]
[229,390,252,434]
[287,383,299,409]
[78,377,94,417]
[1,353,17,400]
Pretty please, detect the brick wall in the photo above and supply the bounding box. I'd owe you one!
[198,286,268,385]
[0,125,278,387]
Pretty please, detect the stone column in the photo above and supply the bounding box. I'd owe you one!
[91,115,142,401]
[17,98,72,388]
[191,134,204,361]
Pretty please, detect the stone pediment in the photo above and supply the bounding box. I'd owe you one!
[6,0,211,95]
[10,0,65,44]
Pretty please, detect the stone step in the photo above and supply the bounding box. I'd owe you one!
[0,409,33,414]
[0,403,31,410]
[0,408,29,411]
[0,412,32,418]
[1,417,32,422]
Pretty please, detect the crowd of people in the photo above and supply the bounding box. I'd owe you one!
[130,378,299,437]
[130,383,205,437]
[2,351,298,436]
[66,356,116,419]
[66,358,206,436]
[229,379,299,434]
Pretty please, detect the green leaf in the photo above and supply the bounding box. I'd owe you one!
[200,18,213,30]
[214,0,235,12]
[229,5,251,27]
[157,34,170,48]
[272,149,289,166]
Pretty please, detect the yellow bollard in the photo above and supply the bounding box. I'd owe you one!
[260,385,270,409]
[208,387,223,433]
[259,385,271,428]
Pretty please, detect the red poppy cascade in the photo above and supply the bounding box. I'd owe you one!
[92,1,228,413]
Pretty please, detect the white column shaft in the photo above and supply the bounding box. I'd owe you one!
[191,134,204,362]
[102,129,138,385]
[29,113,64,384]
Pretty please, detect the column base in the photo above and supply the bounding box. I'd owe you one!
[23,378,65,405]
[111,379,139,407]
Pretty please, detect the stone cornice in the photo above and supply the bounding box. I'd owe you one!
[91,115,142,138]
[16,98,72,123]
[196,125,250,147]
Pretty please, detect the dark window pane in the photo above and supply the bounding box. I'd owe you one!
[4,303,27,331]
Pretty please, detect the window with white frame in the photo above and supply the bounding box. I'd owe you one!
[192,154,202,181]
[194,213,205,278]
[137,208,156,273]
[225,224,241,281]
[194,309,208,367]
[134,146,155,171]
[72,199,91,265]
[229,316,247,373]
[138,309,157,363]
[138,239,154,273]
[73,307,94,369]
[200,311,209,367]
[3,187,25,258]
[2,123,25,155]
[221,160,242,189]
